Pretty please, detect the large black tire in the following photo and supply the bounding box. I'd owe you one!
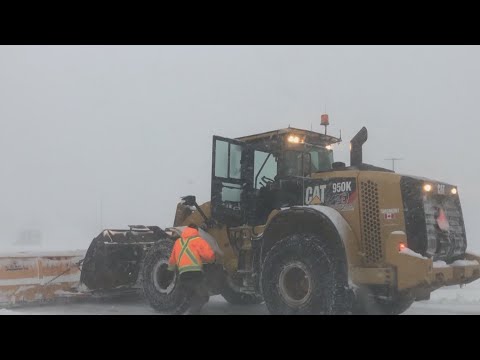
[142,240,193,314]
[353,288,414,315]
[374,297,414,315]
[261,233,349,315]
[220,279,264,305]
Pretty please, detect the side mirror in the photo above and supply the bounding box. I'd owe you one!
[181,195,213,227]
[181,195,197,206]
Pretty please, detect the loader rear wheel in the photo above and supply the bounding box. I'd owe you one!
[353,288,414,315]
[261,233,348,315]
[374,297,414,315]
[142,240,193,314]
[220,280,264,305]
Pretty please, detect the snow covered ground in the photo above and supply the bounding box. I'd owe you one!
[3,282,480,315]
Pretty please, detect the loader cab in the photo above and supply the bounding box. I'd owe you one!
[211,128,341,226]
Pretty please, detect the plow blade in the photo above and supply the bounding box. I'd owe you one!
[0,226,202,308]
[80,226,171,291]
[0,251,85,307]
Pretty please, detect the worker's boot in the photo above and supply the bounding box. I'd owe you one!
[185,294,209,315]
[184,278,209,315]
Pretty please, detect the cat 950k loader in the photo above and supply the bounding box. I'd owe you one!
[79,120,480,315]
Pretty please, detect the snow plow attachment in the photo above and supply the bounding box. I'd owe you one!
[0,226,174,307]
[0,251,84,306]
[0,224,218,308]
[80,225,173,291]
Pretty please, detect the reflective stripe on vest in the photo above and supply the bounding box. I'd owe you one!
[177,236,200,267]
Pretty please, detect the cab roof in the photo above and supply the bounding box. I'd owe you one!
[235,127,341,147]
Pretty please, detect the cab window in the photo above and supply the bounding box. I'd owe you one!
[283,151,312,177]
[309,148,333,172]
[254,151,278,189]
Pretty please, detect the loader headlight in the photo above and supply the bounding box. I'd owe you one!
[287,135,304,144]
[288,135,299,143]
[451,188,457,195]
[423,184,432,192]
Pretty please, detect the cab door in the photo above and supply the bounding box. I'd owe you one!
[211,136,253,226]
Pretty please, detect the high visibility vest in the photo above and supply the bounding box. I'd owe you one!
[176,236,201,273]
[168,234,215,274]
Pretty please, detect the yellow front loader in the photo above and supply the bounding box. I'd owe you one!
[2,122,479,315]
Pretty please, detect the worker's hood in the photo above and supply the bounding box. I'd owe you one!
[175,226,224,257]
[181,227,199,239]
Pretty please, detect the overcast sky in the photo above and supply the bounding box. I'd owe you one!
[0,45,479,251]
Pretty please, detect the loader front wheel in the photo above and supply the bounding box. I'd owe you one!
[261,233,347,315]
[142,240,193,314]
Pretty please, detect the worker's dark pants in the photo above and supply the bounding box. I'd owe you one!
[179,271,209,314]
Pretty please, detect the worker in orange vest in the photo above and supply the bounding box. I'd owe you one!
[168,223,216,314]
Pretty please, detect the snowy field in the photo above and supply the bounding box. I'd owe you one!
[2,282,480,315]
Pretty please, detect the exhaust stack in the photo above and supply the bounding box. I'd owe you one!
[350,127,368,167]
